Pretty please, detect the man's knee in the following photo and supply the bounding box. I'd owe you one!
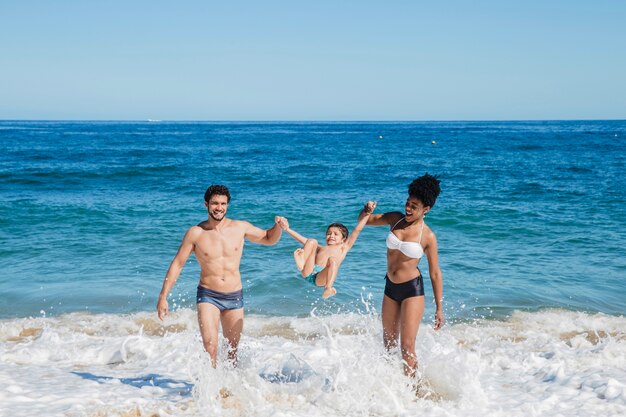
[202,339,218,357]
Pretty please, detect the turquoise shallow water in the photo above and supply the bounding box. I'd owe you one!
[1,120,625,319]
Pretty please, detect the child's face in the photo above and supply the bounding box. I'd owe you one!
[326,227,345,246]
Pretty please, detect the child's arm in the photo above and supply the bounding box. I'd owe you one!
[345,201,376,250]
[277,217,309,245]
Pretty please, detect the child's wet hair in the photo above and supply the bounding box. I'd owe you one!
[326,223,349,240]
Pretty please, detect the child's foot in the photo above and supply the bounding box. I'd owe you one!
[293,248,305,271]
[322,287,337,299]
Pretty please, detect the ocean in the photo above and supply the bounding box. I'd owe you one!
[1,120,625,416]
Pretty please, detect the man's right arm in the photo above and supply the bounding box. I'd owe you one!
[157,227,198,320]
[244,218,283,246]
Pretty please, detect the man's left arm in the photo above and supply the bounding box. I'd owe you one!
[244,217,283,245]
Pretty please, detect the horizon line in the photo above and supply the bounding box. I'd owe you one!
[1,118,625,123]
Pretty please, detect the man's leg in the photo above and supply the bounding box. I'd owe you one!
[220,307,244,366]
[197,302,221,368]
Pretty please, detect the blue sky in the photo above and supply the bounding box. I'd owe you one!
[1,1,625,120]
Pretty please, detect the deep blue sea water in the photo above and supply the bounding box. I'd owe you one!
[1,120,625,320]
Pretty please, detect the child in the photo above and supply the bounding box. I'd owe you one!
[277,202,375,299]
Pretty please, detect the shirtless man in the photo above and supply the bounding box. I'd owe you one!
[157,184,283,367]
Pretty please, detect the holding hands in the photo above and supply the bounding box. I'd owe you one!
[359,201,376,220]
[275,216,289,230]
[364,201,377,214]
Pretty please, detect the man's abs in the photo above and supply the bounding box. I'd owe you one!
[193,227,245,292]
[198,270,243,293]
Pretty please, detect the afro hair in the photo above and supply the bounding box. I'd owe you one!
[408,174,441,208]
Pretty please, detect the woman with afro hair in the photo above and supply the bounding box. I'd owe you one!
[359,174,444,377]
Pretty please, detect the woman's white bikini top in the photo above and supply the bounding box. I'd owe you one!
[386,217,425,260]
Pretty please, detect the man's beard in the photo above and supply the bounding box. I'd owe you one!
[209,211,225,221]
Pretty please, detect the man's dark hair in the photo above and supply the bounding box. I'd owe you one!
[408,174,441,208]
[204,184,231,203]
[326,223,349,240]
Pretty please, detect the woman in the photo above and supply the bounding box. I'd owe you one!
[360,174,444,377]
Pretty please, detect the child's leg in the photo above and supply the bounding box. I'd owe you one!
[294,239,318,277]
[315,256,339,299]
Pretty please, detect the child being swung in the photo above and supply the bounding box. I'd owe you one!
[277,202,375,299]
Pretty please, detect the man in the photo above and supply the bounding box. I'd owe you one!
[157,184,283,367]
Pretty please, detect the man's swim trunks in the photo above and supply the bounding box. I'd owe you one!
[196,286,244,311]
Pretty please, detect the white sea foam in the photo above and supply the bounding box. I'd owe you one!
[1,309,625,417]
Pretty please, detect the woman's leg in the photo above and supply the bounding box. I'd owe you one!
[382,295,401,351]
[399,295,425,377]
[294,239,318,276]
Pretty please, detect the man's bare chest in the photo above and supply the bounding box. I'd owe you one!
[195,231,245,258]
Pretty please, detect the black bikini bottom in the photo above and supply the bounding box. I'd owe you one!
[384,274,424,303]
